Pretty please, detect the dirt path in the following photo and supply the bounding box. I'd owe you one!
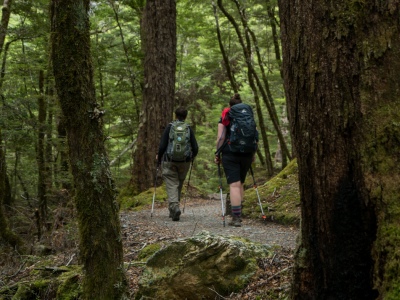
[121,197,298,250]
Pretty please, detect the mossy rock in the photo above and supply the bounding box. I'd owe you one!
[0,265,82,300]
[243,159,300,225]
[137,243,162,261]
[135,231,273,300]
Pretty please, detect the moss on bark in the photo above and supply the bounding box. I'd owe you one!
[50,0,127,299]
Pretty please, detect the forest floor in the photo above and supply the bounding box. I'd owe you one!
[122,196,299,299]
[1,195,299,299]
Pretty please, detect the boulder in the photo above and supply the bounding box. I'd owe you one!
[136,231,272,299]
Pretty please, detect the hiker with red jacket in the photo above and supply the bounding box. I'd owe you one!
[157,107,199,221]
[214,94,258,227]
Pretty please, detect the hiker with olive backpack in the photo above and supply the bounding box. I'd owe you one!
[157,107,199,221]
[214,94,258,227]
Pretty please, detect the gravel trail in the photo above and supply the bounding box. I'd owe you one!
[121,198,298,250]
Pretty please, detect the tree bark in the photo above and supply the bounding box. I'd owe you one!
[131,0,177,192]
[37,69,47,223]
[279,0,400,298]
[0,0,21,249]
[266,0,282,76]
[45,79,54,192]
[56,115,70,190]
[0,0,12,54]
[0,129,22,250]
[50,1,127,299]
[249,69,274,175]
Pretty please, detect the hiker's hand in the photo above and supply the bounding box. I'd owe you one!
[214,155,221,164]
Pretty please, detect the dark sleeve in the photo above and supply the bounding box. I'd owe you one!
[189,127,199,158]
[157,124,171,163]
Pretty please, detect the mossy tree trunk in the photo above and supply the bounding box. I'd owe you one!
[0,129,23,250]
[131,0,177,192]
[279,0,400,298]
[50,1,127,299]
[0,0,21,249]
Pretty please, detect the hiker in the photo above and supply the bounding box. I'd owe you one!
[157,107,199,221]
[214,94,258,227]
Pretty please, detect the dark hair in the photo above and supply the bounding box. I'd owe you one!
[229,93,242,107]
[175,107,188,121]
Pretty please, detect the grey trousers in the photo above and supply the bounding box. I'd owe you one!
[162,161,191,207]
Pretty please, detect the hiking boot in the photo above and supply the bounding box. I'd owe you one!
[171,205,181,221]
[228,215,242,227]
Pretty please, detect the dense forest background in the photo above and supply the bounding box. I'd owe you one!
[2,0,399,299]
[0,0,287,203]
[0,1,292,298]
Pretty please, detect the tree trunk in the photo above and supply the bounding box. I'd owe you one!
[56,115,70,190]
[45,79,54,193]
[0,0,20,249]
[279,0,400,298]
[0,129,22,250]
[50,1,127,299]
[131,0,177,192]
[266,0,282,77]
[249,70,274,175]
[211,1,239,93]
[108,0,140,120]
[218,0,291,167]
[37,69,47,223]
[0,0,12,54]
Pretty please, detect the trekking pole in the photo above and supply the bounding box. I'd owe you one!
[151,163,159,218]
[217,163,226,227]
[249,165,266,220]
[182,160,194,213]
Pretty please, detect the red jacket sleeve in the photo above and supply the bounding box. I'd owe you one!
[221,107,230,126]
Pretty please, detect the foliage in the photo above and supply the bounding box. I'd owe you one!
[1,0,287,202]
[1,1,291,295]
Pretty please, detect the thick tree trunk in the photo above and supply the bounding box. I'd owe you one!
[131,0,177,192]
[50,1,127,299]
[279,0,400,298]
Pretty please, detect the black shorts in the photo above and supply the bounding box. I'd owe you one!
[222,154,253,184]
